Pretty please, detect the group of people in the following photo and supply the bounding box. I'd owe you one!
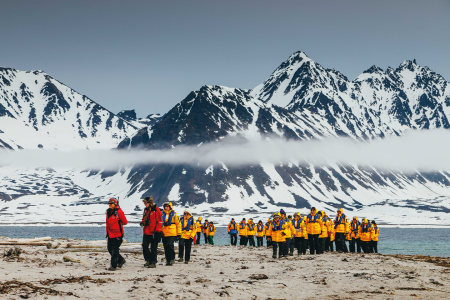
[105,197,380,271]
[229,207,380,259]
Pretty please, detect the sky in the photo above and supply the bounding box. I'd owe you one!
[1,0,449,117]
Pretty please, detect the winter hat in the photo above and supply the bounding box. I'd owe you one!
[280,209,286,215]
[142,196,154,204]
[311,207,316,211]
[371,220,376,224]
[184,208,191,214]
[231,218,235,221]
[108,198,118,206]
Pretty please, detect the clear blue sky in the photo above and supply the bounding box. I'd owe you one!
[1,0,449,117]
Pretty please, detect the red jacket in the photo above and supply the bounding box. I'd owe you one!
[106,207,128,238]
[141,205,163,235]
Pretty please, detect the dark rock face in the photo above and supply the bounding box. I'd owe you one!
[117,109,137,122]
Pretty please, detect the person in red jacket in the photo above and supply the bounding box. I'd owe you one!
[140,196,162,268]
[106,197,128,271]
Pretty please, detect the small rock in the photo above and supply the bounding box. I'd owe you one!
[134,281,138,284]
[206,265,212,268]
[193,250,197,252]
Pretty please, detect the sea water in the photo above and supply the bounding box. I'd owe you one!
[0,227,448,257]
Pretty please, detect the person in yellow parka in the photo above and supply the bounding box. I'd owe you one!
[305,207,323,255]
[334,208,349,253]
[292,212,307,255]
[322,211,332,252]
[318,211,328,254]
[266,213,289,258]
[161,202,181,266]
[349,216,361,253]
[303,216,309,246]
[256,220,265,247]
[178,208,196,263]
[264,218,272,248]
[359,218,372,253]
[247,218,256,247]
[346,222,352,243]
[329,221,335,251]
[195,217,202,245]
[238,218,248,246]
[370,221,379,253]
[207,221,216,245]
[280,209,294,256]
[202,219,209,244]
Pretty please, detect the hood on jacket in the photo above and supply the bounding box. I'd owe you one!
[163,202,173,211]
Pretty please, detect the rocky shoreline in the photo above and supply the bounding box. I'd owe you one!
[0,238,449,299]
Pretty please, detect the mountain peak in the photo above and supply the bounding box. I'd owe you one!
[397,59,419,72]
[363,65,384,74]
[117,109,137,121]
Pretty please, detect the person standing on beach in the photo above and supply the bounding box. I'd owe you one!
[305,207,323,255]
[161,202,181,266]
[228,218,238,246]
[370,221,379,253]
[239,218,248,246]
[106,198,128,271]
[256,220,265,247]
[280,210,293,256]
[359,218,372,253]
[318,211,328,254]
[264,218,272,248]
[292,212,306,255]
[247,218,256,247]
[208,221,216,245]
[140,196,162,268]
[349,217,361,253]
[266,213,288,258]
[202,219,209,244]
[334,208,349,253]
[195,217,202,245]
[178,208,196,263]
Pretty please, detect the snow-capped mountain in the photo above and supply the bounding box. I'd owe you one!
[1,52,450,225]
[0,67,138,150]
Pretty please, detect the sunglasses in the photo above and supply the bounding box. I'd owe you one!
[108,203,114,205]
[184,213,190,215]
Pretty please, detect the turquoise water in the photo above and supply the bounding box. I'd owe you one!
[0,227,449,257]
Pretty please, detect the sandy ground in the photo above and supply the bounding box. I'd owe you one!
[0,240,450,300]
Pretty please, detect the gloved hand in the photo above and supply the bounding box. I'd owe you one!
[140,222,144,227]
[281,232,286,236]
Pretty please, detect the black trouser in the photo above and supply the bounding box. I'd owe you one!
[142,234,159,264]
[196,233,201,244]
[318,238,326,254]
[107,237,124,268]
[204,233,209,244]
[349,237,357,253]
[272,242,284,258]
[283,238,291,256]
[266,237,272,247]
[294,237,304,254]
[248,235,255,247]
[162,236,176,263]
[329,239,334,251]
[335,233,348,252]
[308,234,319,254]
[230,233,237,246]
[290,237,295,253]
[325,237,330,252]
[178,238,193,261]
[361,241,370,253]
[257,236,263,247]
[239,236,248,246]
[371,241,378,253]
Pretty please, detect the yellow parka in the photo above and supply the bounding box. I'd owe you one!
[350,220,361,239]
[329,225,335,242]
[247,222,256,236]
[207,223,216,236]
[196,220,202,233]
[238,221,247,236]
[161,203,181,237]
[360,220,372,242]
[256,223,265,237]
[306,212,323,235]
[334,209,349,233]
[292,218,306,237]
[371,225,379,241]
[263,222,271,237]
[202,221,209,234]
[266,219,289,242]
[180,214,197,240]
[319,216,328,238]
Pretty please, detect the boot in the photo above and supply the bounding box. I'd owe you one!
[148,263,156,268]
[178,258,184,262]
[144,261,150,267]
[118,259,126,268]
[272,255,277,259]
[108,266,116,271]
[185,261,189,264]
[289,252,294,256]
[170,260,175,265]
